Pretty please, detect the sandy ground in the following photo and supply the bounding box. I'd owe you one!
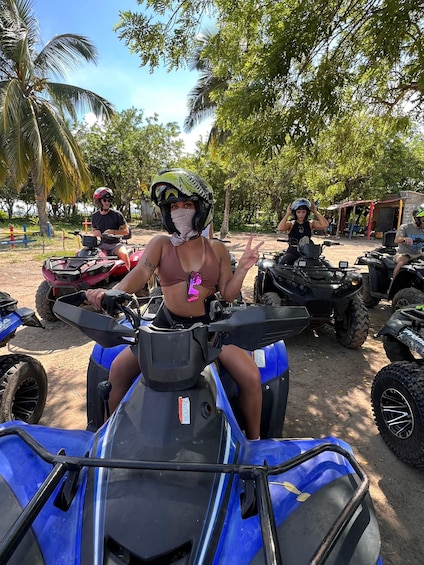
[0,228,423,564]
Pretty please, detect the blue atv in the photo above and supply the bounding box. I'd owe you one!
[0,291,47,423]
[0,292,382,564]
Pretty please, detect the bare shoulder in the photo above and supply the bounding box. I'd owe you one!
[139,234,169,268]
[144,234,169,250]
[208,237,227,254]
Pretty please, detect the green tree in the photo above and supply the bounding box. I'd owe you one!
[116,0,424,153]
[299,114,424,205]
[0,177,19,220]
[77,108,184,219]
[0,0,115,234]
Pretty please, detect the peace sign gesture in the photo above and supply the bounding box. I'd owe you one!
[237,236,264,271]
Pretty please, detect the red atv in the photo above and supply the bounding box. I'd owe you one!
[35,232,154,321]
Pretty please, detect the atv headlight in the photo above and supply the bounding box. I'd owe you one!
[298,259,307,267]
[339,260,349,268]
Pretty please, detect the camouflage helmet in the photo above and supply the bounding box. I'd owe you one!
[150,168,214,234]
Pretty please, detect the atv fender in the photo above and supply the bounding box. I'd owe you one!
[377,309,413,339]
[388,263,424,300]
[355,252,394,297]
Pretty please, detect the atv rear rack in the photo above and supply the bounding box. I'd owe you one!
[0,426,369,565]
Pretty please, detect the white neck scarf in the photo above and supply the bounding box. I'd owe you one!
[170,208,198,246]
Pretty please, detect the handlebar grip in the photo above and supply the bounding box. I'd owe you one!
[100,289,132,316]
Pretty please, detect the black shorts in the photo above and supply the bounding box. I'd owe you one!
[153,306,211,329]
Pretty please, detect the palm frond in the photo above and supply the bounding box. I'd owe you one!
[45,82,115,122]
[184,28,229,133]
[0,79,38,185]
[184,74,228,132]
[33,101,91,198]
[35,34,99,79]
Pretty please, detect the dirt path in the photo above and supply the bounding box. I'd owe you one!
[1,229,422,564]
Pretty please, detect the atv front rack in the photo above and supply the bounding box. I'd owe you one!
[0,426,369,565]
[44,256,118,282]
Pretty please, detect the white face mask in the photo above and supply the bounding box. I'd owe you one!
[170,208,198,245]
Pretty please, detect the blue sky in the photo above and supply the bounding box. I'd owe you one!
[34,0,212,152]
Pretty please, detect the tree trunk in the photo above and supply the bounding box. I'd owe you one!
[33,183,52,236]
[220,183,231,240]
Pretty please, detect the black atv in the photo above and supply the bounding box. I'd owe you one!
[372,304,424,469]
[253,239,369,348]
[355,230,424,311]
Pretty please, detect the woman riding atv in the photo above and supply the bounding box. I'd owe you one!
[277,198,328,265]
[86,168,264,439]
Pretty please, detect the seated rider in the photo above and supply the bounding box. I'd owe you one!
[86,168,264,440]
[277,198,329,265]
[91,187,131,270]
[393,204,424,278]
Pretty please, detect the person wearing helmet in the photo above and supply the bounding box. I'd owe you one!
[277,198,328,265]
[86,168,264,439]
[393,204,424,278]
[91,187,131,270]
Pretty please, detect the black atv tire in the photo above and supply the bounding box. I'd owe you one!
[371,361,424,469]
[0,354,47,423]
[335,296,369,348]
[262,292,282,306]
[253,276,261,303]
[35,280,57,322]
[391,288,424,313]
[383,335,415,363]
[360,273,380,308]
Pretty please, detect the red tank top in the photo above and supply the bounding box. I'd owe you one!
[158,239,220,290]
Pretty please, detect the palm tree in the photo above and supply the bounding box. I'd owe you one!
[0,0,115,234]
[184,29,233,237]
[184,29,228,140]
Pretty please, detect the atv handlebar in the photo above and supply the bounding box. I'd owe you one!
[53,290,310,352]
[53,290,310,391]
[276,238,340,247]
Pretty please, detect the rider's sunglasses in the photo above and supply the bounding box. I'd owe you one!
[101,196,112,202]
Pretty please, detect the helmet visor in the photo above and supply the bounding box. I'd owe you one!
[154,183,198,206]
[154,184,178,203]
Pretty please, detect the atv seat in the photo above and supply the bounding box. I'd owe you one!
[383,230,397,248]
[381,255,396,268]
[379,230,397,255]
